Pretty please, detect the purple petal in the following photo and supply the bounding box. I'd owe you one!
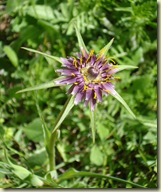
[74,91,84,105]
[56,68,79,76]
[85,89,93,101]
[94,86,102,102]
[107,68,118,74]
[102,82,116,95]
[90,97,97,111]
[55,76,76,85]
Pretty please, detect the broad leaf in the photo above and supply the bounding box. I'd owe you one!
[110,91,136,119]
[74,26,88,53]
[21,47,61,63]
[52,95,75,133]
[57,168,145,188]
[16,78,63,93]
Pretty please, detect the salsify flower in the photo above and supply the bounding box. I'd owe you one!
[55,47,119,111]
[18,27,137,141]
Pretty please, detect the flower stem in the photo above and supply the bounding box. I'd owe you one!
[48,130,58,176]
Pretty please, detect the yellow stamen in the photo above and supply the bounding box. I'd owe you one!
[94,92,97,99]
[71,73,75,76]
[83,84,88,90]
[72,57,77,68]
[74,82,78,85]
[80,56,83,65]
[83,75,88,82]
[86,49,94,63]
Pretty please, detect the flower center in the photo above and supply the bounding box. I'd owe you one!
[86,67,99,81]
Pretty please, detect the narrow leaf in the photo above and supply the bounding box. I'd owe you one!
[98,38,114,58]
[90,108,96,143]
[16,78,63,93]
[74,26,88,53]
[57,168,145,188]
[52,95,75,134]
[110,91,136,119]
[21,47,61,63]
[115,65,138,73]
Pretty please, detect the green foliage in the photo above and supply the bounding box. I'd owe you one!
[0,0,157,188]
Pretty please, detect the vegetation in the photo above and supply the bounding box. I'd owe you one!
[0,0,157,188]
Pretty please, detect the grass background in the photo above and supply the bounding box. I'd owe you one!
[0,0,157,188]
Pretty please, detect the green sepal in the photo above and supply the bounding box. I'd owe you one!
[52,95,75,134]
[16,78,64,94]
[74,26,88,53]
[98,38,114,57]
[115,65,138,72]
[110,91,136,119]
[21,47,61,63]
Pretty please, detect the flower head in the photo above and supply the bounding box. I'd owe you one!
[55,47,119,110]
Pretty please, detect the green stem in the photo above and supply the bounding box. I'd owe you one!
[48,130,58,173]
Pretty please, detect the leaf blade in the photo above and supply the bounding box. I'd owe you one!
[57,168,145,188]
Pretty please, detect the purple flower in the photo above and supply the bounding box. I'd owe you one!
[55,47,119,111]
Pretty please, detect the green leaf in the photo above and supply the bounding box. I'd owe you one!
[74,26,88,53]
[90,145,104,166]
[3,45,18,67]
[52,95,75,133]
[115,65,138,73]
[27,5,55,20]
[57,168,145,188]
[16,78,63,93]
[110,91,136,119]
[4,149,31,180]
[23,118,44,142]
[98,38,114,57]
[90,108,96,143]
[21,47,61,63]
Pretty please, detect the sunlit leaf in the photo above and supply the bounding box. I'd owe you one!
[3,45,18,67]
[21,47,61,63]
